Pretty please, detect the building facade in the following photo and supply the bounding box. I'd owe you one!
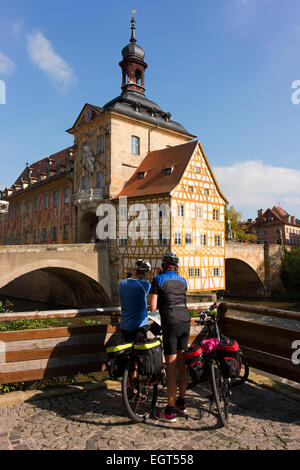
[249,206,300,246]
[0,17,227,293]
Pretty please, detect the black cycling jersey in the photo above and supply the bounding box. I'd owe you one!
[150,270,190,325]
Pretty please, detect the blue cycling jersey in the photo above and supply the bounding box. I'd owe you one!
[118,278,151,332]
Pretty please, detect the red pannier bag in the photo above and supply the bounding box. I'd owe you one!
[184,343,205,382]
[216,335,242,378]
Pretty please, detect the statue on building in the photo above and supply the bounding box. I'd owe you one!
[0,200,9,214]
[82,142,95,174]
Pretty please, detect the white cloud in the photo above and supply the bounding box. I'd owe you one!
[11,20,24,37]
[0,51,16,76]
[213,160,300,219]
[27,31,77,91]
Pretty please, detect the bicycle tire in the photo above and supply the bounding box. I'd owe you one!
[122,362,158,423]
[230,351,249,387]
[210,358,230,427]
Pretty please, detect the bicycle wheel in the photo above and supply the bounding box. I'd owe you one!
[210,358,230,427]
[230,351,249,387]
[122,362,158,423]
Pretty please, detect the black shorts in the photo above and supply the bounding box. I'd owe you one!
[120,327,147,343]
[162,321,190,355]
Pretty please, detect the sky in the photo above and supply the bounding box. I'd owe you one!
[1,0,300,220]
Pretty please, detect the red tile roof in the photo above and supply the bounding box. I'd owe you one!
[14,147,74,186]
[115,141,198,199]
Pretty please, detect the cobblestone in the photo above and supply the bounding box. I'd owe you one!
[0,380,299,450]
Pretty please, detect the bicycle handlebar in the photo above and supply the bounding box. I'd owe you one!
[196,297,223,325]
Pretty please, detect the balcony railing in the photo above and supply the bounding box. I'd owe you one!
[73,188,104,210]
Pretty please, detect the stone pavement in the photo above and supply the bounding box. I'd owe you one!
[0,379,299,451]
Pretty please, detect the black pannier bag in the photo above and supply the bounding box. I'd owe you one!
[134,338,163,376]
[216,335,242,378]
[106,342,134,378]
[184,343,206,382]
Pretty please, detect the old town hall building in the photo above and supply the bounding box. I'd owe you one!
[0,18,227,293]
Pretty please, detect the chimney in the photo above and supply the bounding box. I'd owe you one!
[257,209,264,218]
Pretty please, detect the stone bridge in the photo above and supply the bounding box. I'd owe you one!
[0,244,120,308]
[0,242,285,306]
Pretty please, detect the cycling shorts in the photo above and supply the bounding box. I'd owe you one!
[162,321,190,355]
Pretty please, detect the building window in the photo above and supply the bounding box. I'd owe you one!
[185,233,193,245]
[188,268,194,277]
[18,203,22,217]
[98,135,104,154]
[255,230,260,236]
[177,204,184,217]
[159,233,168,245]
[25,231,29,244]
[42,228,47,242]
[196,167,201,174]
[175,232,182,245]
[159,204,168,218]
[34,197,39,212]
[33,230,38,243]
[10,234,14,245]
[119,234,127,246]
[64,187,70,204]
[43,194,48,210]
[63,224,69,240]
[82,175,88,190]
[215,235,221,246]
[204,188,209,195]
[26,200,30,214]
[195,268,201,277]
[52,226,57,242]
[96,171,103,188]
[200,234,207,246]
[131,135,140,155]
[53,191,59,208]
[213,209,219,220]
[188,186,194,193]
[3,235,7,245]
[17,233,21,245]
[10,207,15,219]
[213,268,219,276]
[196,206,202,219]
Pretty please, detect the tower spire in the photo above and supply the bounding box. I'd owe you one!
[120,14,148,95]
[130,15,136,43]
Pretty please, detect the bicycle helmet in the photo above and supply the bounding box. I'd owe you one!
[135,259,151,273]
[162,252,179,267]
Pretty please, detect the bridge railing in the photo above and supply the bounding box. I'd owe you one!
[0,303,299,385]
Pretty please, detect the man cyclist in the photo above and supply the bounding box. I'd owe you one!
[118,259,151,343]
[149,252,190,423]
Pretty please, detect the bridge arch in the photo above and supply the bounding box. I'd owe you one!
[225,257,265,297]
[0,259,111,308]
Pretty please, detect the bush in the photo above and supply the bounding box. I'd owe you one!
[280,247,300,292]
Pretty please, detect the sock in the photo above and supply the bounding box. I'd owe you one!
[176,397,185,406]
[165,405,175,416]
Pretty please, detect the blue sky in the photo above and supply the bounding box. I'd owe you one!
[1,0,300,220]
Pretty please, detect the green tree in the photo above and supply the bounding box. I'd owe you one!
[280,247,300,291]
[225,205,257,243]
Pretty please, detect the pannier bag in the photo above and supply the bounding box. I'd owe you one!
[134,338,163,376]
[216,335,242,378]
[106,342,134,378]
[184,343,205,382]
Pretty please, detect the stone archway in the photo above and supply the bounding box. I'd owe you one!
[225,258,265,297]
[77,211,98,243]
[0,263,111,308]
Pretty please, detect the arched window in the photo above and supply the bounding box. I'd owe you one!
[135,68,142,85]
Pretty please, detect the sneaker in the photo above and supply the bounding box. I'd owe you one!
[175,401,187,414]
[154,409,176,423]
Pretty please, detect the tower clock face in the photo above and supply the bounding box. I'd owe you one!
[84,108,93,122]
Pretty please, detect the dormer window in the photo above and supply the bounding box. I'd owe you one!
[138,171,146,179]
[164,167,172,176]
